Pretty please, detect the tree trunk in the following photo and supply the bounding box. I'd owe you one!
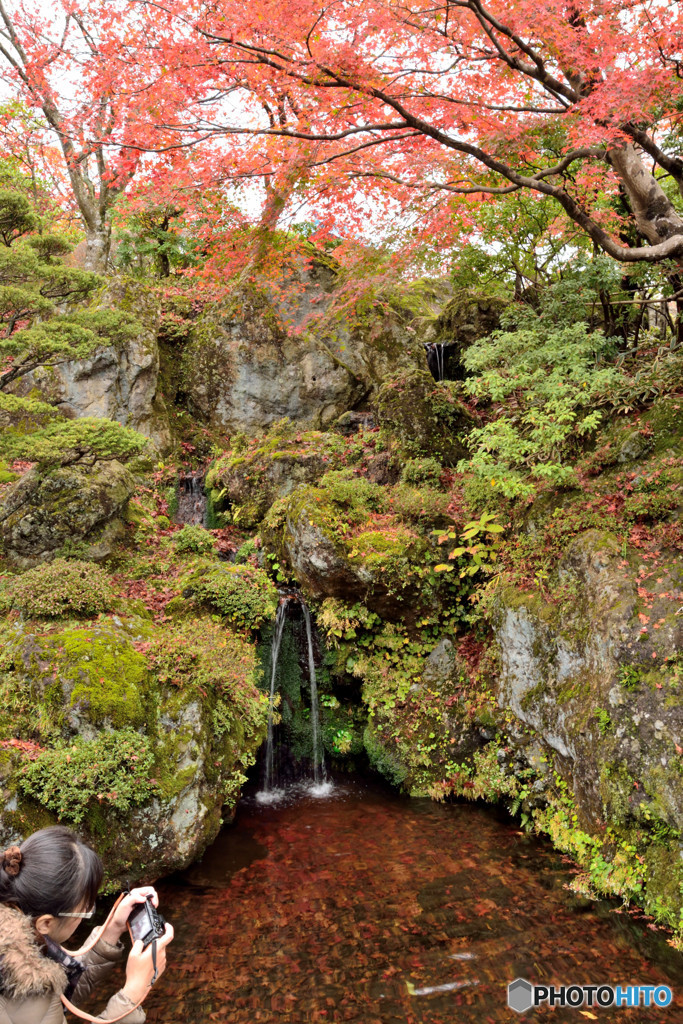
[83,221,111,274]
[608,144,683,247]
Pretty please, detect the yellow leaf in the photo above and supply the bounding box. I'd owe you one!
[580,1013,598,1020]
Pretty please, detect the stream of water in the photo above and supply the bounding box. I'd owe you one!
[146,779,683,1024]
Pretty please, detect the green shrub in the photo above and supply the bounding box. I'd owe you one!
[460,314,622,498]
[11,559,114,618]
[18,728,157,825]
[401,457,443,486]
[234,538,257,564]
[175,524,216,555]
[190,564,278,631]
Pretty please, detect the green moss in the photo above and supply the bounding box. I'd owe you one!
[58,627,147,727]
[10,559,114,618]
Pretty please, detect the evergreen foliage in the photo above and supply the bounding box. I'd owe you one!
[18,728,157,825]
[459,306,625,498]
[0,185,148,466]
[4,417,150,468]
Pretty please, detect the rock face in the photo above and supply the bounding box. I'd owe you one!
[428,290,507,365]
[36,339,171,451]
[0,461,135,567]
[494,529,683,866]
[0,616,267,881]
[181,267,427,435]
[25,286,171,452]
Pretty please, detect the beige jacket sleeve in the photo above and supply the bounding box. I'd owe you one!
[71,933,145,1024]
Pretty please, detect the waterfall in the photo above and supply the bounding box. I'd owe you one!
[176,471,207,526]
[425,342,445,381]
[257,595,332,802]
[303,603,327,788]
[262,599,288,797]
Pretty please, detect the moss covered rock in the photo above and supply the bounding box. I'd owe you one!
[492,527,683,923]
[0,614,267,881]
[262,476,433,621]
[0,461,135,567]
[179,265,428,436]
[375,369,474,464]
[21,280,172,452]
[206,423,346,528]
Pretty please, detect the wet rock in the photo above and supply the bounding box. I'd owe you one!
[422,638,460,689]
[331,410,376,436]
[0,461,135,567]
[364,452,400,486]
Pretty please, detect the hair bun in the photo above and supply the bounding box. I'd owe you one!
[2,846,22,877]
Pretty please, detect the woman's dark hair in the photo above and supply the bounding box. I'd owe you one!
[0,826,103,917]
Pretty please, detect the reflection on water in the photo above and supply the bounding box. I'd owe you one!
[147,779,683,1023]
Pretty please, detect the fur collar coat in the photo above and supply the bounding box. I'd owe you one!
[0,905,144,1024]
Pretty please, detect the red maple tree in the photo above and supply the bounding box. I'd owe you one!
[134,0,683,265]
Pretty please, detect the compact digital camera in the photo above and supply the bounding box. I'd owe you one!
[127,896,166,949]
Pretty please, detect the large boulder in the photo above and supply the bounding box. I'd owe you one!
[375,369,474,464]
[0,615,267,881]
[181,264,427,435]
[0,461,135,567]
[261,480,429,622]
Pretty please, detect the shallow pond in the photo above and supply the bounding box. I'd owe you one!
[146,778,683,1023]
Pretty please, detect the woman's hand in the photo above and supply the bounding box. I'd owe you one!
[121,922,174,1006]
[99,887,160,946]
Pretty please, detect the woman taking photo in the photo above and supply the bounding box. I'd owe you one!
[0,826,174,1023]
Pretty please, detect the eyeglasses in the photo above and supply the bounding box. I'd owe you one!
[57,904,96,919]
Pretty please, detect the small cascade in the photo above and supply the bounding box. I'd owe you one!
[257,593,333,802]
[176,471,207,526]
[302,603,327,789]
[425,341,446,381]
[262,599,289,799]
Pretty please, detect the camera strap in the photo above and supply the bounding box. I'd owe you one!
[58,893,155,1023]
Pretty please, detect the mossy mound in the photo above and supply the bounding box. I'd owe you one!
[8,559,114,619]
[187,563,279,631]
[375,369,475,464]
